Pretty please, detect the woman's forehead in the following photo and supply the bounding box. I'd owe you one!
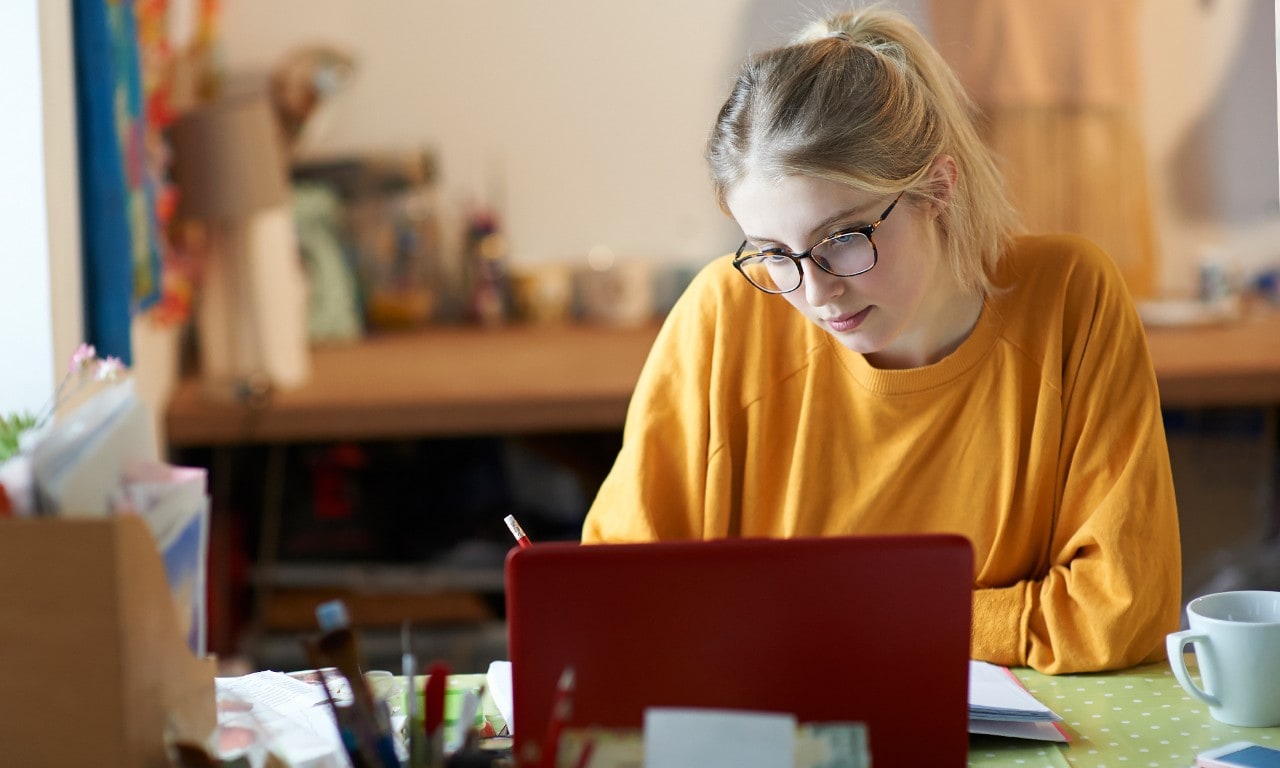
[726,174,883,241]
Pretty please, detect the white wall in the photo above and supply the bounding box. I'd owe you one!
[221,0,1279,297]
[1141,0,1280,296]
[221,0,750,267]
[0,0,80,416]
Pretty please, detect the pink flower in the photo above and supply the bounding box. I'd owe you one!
[94,357,125,382]
[69,343,96,373]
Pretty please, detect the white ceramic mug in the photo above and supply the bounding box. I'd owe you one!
[1166,590,1280,727]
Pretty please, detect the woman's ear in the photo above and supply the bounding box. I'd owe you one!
[925,154,958,218]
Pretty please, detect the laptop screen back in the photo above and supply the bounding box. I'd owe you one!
[505,533,974,768]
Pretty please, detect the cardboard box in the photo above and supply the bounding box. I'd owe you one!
[0,515,216,766]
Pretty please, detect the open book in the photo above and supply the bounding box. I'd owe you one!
[968,661,1067,742]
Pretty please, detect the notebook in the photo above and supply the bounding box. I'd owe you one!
[504,533,974,768]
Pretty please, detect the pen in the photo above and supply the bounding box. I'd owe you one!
[403,621,424,767]
[572,736,596,768]
[504,514,532,549]
[541,666,575,768]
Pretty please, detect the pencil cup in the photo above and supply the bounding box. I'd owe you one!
[1167,590,1280,727]
[363,670,400,711]
[445,679,485,750]
[408,677,486,752]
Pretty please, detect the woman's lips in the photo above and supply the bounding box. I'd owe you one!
[827,306,872,333]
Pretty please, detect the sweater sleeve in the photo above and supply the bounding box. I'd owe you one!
[580,265,722,543]
[973,241,1181,673]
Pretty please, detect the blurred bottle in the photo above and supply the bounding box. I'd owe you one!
[348,152,445,331]
[463,205,511,327]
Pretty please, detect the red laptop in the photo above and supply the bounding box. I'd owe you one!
[504,533,974,768]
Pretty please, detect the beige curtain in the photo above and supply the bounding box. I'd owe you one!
[930,0,1157,298]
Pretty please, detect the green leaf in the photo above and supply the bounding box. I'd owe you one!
[0,411,40,462]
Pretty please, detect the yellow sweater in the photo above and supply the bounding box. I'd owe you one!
[582,234,1181,674]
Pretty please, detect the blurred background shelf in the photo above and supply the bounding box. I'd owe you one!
[166,322,662,447]
[166,307,1280,447]
[1144,305,1280,407]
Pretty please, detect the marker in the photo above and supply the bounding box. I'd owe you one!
[504,514,532,549]
[424,661,450,768]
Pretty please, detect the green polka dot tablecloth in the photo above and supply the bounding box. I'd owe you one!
[968,661,1280,767]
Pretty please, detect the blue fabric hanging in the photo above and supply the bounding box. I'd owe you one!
[72,0,161,365]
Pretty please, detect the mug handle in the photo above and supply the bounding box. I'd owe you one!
[1166,630,1221,707]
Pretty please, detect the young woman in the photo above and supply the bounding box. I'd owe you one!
[581,6,1180,674]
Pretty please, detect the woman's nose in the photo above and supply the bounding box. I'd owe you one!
[801,259,845,306]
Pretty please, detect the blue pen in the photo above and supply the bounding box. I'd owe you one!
[315,601,402,768]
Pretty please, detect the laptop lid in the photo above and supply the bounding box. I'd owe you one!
[505,533,974,768]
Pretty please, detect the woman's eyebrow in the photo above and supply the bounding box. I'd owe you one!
[744,203,877,245]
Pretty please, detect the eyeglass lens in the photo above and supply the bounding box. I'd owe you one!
[739,232,875,293]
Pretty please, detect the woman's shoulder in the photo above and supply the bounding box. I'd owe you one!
[996,233,1131,313]
[988,234,1143,365]
[1003,233,1119,281]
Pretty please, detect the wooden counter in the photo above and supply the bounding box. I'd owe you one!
[166,309,1280,448]
[1144,307,1280,408]
[166,323,662,447]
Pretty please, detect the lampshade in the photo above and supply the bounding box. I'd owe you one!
[171,88,311,394]
[169,90,290,223]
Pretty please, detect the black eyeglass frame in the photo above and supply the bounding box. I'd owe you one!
[732,192,904,294]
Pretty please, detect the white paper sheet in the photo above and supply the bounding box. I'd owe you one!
[969,717,1069,742]
[643,708,796,768]
[31,379,157,517]
[969,660,1061,722]
[123,460,211,656]
[968,660,1067,743]
[216,671,348,767]
[486,660,515,733]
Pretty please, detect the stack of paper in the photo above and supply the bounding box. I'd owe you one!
[968,661,1066,742]
[216,671,348,767]
[17,379,212,657]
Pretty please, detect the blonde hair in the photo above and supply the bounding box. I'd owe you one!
[706,5,1019,296]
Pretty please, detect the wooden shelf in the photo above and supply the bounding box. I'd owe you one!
[166,308,1280,449]
[166,322,661,446]
[1144,307,1280,408]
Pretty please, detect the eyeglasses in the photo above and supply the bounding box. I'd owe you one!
[732,192,903,294]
